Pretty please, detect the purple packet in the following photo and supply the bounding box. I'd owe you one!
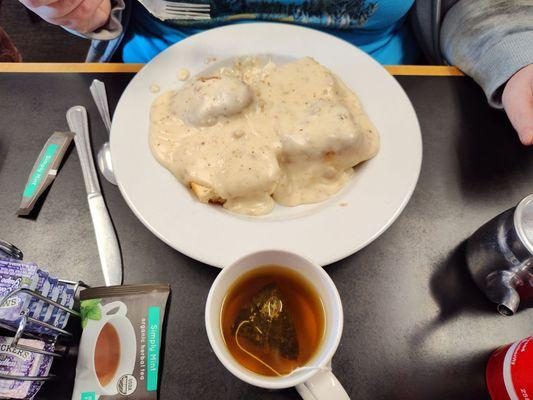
[0,259,38,325]
[24,276,59,337]
[23,276,62,333]
[53,286,75,330]
[27,270,50,319]
[25,271,53,335]
[41,281,64,326]
[24,342,54,400]
[32,281,70,336]
[28,274,53,321]
[0,336,54,399]
[46,282,67,325]
[32,276,59,324]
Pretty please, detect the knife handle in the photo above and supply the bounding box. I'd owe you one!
[67,106,101,195]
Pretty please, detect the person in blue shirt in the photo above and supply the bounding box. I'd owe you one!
[19,0,533,146]
[117,0,419,65]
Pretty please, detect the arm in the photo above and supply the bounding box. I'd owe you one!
[440,0,533,145]
[18,0,125,40]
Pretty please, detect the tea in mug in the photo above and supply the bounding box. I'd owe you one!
[220,265,325,376]
[95,323,121,387]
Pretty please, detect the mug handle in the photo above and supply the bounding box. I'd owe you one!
[100,301,127,317]
[296,368,349,400]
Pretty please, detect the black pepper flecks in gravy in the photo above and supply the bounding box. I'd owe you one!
[149,57,380,216]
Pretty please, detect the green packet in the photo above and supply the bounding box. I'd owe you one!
[18,131,74,216]
[72,284,170,400]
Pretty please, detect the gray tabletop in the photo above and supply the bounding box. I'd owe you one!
[0,71,532,400]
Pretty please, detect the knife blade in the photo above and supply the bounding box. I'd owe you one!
[66,105,122,286]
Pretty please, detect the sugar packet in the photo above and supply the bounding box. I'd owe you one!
[41,281,65,326]
[27,270,50,322]
[27,275,54,326]
[26,273,58,335]
[30,276,59,328]
[0,337,54,399]
[0,259,38,325]
[72,284,170,400]
[27,281,66,336]
[38,283,75,336]
[53,287,75,330]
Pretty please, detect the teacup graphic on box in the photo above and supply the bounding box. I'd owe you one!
[73,301,136,399]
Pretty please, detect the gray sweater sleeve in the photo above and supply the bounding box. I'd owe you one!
[441,0,533,108]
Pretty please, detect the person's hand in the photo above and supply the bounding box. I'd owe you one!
[19,0,111,34]
[502,64,533,146]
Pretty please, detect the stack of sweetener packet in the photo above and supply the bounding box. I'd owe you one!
[0,336,54,399]
[0,258,75,335]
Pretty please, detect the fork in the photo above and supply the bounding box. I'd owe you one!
[138,0,211,21]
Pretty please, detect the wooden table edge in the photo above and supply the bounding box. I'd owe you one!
[0,63,464,76]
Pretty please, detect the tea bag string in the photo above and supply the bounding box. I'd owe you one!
[235,320,283,377]
[235,321,331,377]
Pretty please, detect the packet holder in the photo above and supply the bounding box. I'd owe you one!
[0,338,55,399]
[0,279,87,360]
[0,248,86,398]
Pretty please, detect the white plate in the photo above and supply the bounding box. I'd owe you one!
[111,23,422,268]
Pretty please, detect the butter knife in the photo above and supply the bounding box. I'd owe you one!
[67,106,123,286]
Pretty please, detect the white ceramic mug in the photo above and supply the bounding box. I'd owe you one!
[205,250,349,400]
[72,301,137,398]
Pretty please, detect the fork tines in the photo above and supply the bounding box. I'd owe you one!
[165,2,211,9]
[164,1,211,20]
[138,0,211,21]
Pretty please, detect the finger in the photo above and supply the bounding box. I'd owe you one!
[57,0,109,33]
[22,0,85,21]
[76,0,110,33]
[502,65,533,146]
[506,102,533,145]
[89,1,112,31]
[19,0,59,8]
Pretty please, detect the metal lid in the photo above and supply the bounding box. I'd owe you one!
[515,194,533,255]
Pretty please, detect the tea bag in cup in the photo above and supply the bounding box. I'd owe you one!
[211,255,347,399]
[232,283,299,376]
[220,265,327,378]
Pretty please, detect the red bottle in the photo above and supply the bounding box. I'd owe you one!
[486,337,533,399]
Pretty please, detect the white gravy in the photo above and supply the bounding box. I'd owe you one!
[149,57,379,215]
